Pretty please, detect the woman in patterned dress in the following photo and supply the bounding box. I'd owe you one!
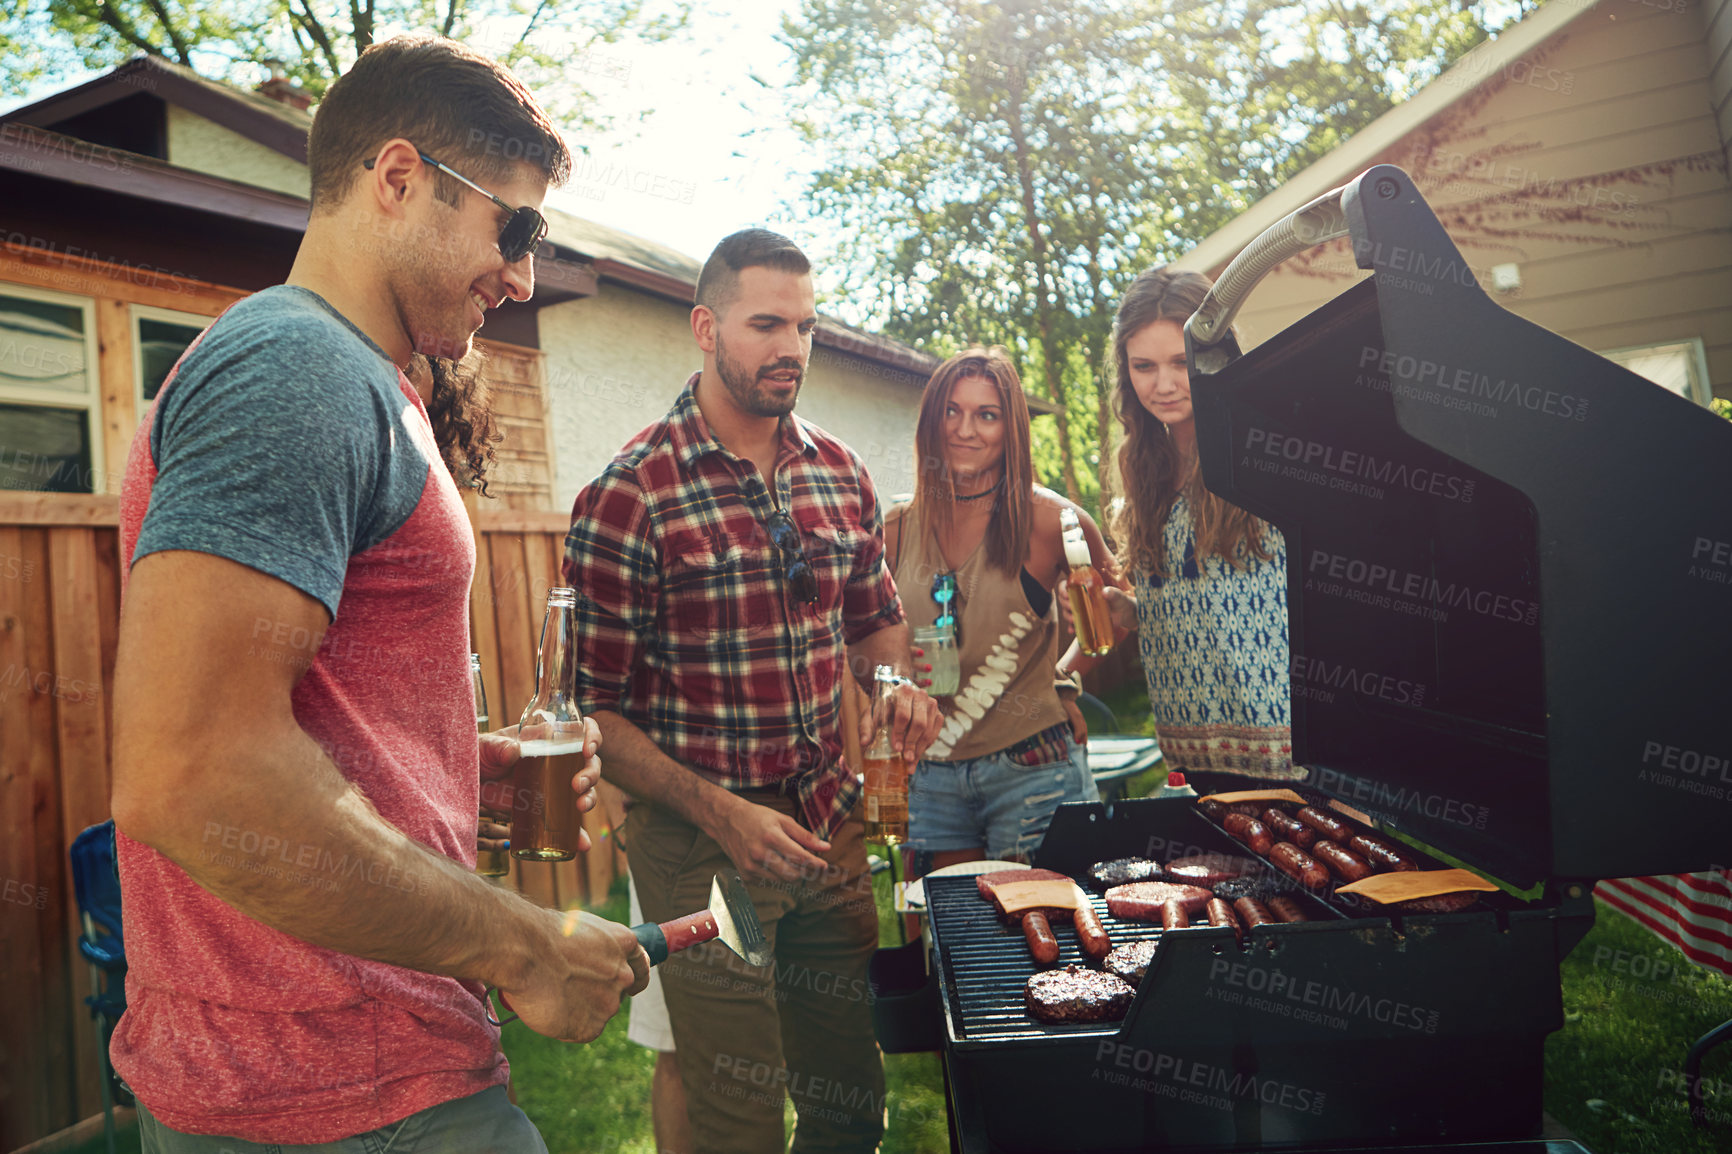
[1077,266,1301,790]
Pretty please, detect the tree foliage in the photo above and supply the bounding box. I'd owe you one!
[783,0,1517,516]
[4,0,686,126]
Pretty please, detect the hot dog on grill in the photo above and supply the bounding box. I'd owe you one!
[1269,842,1330,890]
[1161,900,1190,930]
[1313,840,1374,883]
[1348,834,1421,872]
[1296,805,1354,844]
[1262,807,1317,848]
[1233,896,1276,929]
[1266,896,1309,923]
[1201,799,1261,819]
[1022,911,1060,966]
[1206,897,1242,942]
[1073,898,1112,960]
[1221,813,1274,856]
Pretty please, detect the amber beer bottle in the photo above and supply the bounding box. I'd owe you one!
[1062,507,1113,657]
[472,654,510,878]
[511,588,584,863]
[862,665,909,845]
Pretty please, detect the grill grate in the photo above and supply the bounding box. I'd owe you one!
[926,875,1169,1043]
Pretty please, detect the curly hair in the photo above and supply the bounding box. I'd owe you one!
[1111,266,1273,578]
[410,349,504,497]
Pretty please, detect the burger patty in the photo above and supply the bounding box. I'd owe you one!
[1103,940,1159,985]
[1087,857,1163,890]
[1025,965,1136,1023]
[1163,853,1262,886]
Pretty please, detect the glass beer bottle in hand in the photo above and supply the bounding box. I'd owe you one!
[862,665,909,846]
[473,653,511,877]
[1061,507,1114,658]
[512,588,585,862]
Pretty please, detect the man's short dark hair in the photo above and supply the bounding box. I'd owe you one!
[694,229,811,317]
[308,35,570,211]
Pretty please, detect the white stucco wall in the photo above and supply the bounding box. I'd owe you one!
[539,280,926,512]
[165,106,310,197]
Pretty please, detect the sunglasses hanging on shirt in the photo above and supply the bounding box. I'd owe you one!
[767,510,820,605]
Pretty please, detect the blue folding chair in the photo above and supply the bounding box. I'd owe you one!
[70,820,131,1153]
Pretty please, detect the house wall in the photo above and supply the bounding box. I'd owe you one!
[1708,0,1732,157]
[538,280,926,512]
[164,105,310,198]
[1211,2,1732,400]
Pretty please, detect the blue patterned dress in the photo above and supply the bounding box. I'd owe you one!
[1133,494,1299,778]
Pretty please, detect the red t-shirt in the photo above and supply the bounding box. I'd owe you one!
[111,288,502,1141]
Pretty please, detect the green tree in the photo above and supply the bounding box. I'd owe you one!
[784,0,1512,518]
[4,0,685,125]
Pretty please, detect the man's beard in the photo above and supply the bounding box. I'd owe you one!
[716,332,803,417]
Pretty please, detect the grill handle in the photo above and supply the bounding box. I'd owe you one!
[1185,183,1352,372]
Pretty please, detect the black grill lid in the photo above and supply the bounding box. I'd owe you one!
[1184,164,1732,887]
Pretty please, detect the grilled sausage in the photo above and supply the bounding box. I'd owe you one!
[1222,813,1274,856]
[1349,834,1421,872]
[1266,896,1309,923]
[1161,899,1190,930]
[1073,899,1112,960]
[1201,799,1260,819]
[1200,799,1227,821]
[1296,805,1354,844]
[1233,896,1276,929]
[1023,912,1060,966]
[1269,842,1330,890]
[1206,897,1243,943]
[1262,807,1317,849]
[1313,841,1374,883]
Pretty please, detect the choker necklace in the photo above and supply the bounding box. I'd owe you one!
[953,475,1005,503]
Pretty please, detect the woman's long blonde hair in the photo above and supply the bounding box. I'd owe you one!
[909,346,1034,574]
[1112,267,1273,578]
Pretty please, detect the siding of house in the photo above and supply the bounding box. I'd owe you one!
[538,280,927,513]
[1213,2,1732,399]
[1709,0,1732,156]
[164,104,310,198]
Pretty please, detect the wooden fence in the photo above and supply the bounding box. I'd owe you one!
[0,493,623,1152]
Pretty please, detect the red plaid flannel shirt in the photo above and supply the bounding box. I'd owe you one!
[563,379,904,837]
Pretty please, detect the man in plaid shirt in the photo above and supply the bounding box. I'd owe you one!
[564,228,941,1152]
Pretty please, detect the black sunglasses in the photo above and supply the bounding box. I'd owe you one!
[364,149,549,263]
[767,511,820,605]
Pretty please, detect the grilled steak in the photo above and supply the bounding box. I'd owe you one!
[1025,965,1135,1023]
[1087,857,1162,890]
[1103,940,1159,985]
[1163,853,1261,886]
[1104,880,1212,921]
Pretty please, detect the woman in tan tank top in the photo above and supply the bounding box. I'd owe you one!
[886,347,1127,874]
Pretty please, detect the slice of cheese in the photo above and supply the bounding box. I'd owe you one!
[992,879,1081,917]
[1334,868,1500,904]
[1199,788,1308,806]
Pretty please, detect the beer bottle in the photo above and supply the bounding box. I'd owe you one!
[862,665,909,845]
[473,654,510,878]
[511,588,584,862]
[1062,507,1114,657]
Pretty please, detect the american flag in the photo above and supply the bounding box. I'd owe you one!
[1595,871,1732,979]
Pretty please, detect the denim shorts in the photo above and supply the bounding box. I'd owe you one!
[907,729,1098,864]
[137,1085,544,1154]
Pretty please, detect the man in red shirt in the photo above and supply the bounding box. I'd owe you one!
[110,36,647,1151]
[565,228,941,1151]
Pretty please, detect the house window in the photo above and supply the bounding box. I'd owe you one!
[0,286,101,494]
[1602,338,1712,407]
[133,305,211,405]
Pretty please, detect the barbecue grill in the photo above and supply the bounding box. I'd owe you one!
[902,165,1732,1153]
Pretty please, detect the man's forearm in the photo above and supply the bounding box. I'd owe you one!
[118,726,545,994]
[848,621,913,684]
[590,709,742,839]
